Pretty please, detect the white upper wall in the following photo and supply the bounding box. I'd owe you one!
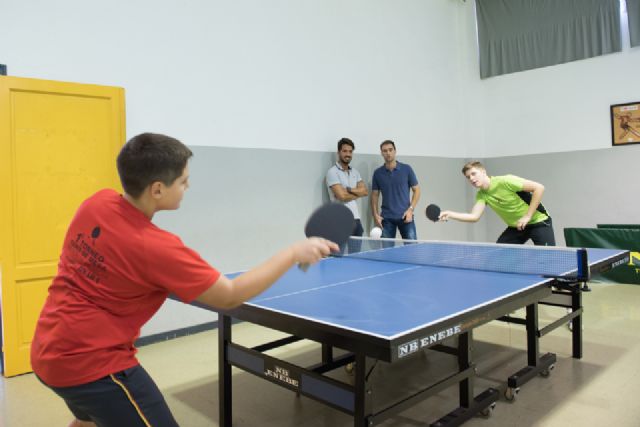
[0,0,470,156]
[3,1,635,158]
[461,0,640,158]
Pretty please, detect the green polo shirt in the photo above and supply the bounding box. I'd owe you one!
[476,175,549,227]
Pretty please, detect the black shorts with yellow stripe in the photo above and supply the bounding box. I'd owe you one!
[38,365,179,427]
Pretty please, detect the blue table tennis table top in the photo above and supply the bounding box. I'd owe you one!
[238,244,626,341]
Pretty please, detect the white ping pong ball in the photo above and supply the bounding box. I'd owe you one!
[370,227,382,239]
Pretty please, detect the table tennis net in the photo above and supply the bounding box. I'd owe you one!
[341,238,588,280]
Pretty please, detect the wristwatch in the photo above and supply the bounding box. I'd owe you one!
[346,187,352,193]
[408,205,414,211]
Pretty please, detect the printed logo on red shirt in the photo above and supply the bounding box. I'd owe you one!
[69,226,108,284]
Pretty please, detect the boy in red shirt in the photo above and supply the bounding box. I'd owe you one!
[31,133,336,427]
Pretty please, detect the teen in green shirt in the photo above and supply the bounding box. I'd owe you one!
[439,161,555,246]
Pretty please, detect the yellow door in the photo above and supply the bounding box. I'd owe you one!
[0,76,125,376]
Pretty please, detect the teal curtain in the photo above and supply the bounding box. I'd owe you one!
[628,0,640,47]
[476,0,621,78]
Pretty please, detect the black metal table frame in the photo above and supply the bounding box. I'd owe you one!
[215,251,629,426]
[218,285,551,426]
[497,252,629,400]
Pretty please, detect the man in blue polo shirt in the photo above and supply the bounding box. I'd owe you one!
[371,140,421,239]
[326,138,369,236]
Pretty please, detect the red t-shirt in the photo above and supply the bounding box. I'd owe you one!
[31,189,220,387]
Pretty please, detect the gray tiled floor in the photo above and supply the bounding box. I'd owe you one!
[2,280,640,426]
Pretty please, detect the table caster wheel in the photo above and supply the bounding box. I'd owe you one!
[480,402,496,418]
[505,387,520,402]
[540,364,555,378]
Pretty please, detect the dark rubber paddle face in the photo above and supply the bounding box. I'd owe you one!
[425,204,441,222]
[305,203,355,246]
[299,203,354,272]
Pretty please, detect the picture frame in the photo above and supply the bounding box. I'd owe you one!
[610,101,640,146]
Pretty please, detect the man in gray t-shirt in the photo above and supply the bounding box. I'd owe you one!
[325,138,369,236]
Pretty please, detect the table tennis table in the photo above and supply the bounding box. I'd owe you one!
[213,239,629,427]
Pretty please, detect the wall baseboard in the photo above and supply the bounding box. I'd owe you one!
[135,318,244,348]
[0,321,230,375]
[135,321,218,347]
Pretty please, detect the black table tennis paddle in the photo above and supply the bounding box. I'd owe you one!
[300,203,355,271]
[425,204,441,222]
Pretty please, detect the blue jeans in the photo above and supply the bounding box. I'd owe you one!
[352,219,364,237]
[381,218,417,240]
[345,219,365,254]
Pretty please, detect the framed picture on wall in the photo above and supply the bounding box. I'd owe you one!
[611,102,640,146]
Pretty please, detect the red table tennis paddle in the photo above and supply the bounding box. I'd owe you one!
[425,204,441,222]
[300,203,355,271]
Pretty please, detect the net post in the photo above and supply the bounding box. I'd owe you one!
[576,248,590,282]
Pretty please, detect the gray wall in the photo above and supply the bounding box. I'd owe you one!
[156,146,475,271]
[143,143,640,336]
[483,144,640,245]
[142,146,473,335]
[168,143,640,258]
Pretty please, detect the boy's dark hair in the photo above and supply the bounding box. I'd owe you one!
[117,133,193,198]
[380,140,395,150]
[337,138,355,151]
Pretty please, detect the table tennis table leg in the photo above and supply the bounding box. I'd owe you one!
[218,314,232,427]
[353,353,372,427]
[571,288,583,359]
[458,331,472,408]
[526,304,539,367]
[506,303,556,399]
[430,331,498,426]
[322,343,333,364]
